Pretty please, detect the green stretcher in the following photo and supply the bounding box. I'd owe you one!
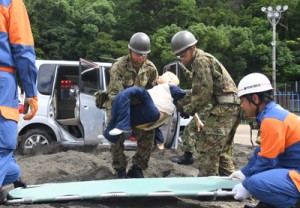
[8,176,239,204]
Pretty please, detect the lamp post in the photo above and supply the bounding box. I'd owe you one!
[261,5,288,101]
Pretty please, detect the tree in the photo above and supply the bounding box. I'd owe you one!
[151,24,183,72]
[113,0,197,40]
[86,32,127,61]
[23,0,299,86]
[25,0,116,60]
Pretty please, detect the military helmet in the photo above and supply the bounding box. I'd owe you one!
[171,31,198,55]
[237,73,273,98]
[128,32,151,54]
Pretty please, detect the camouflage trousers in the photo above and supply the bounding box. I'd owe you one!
[196,104,240,176]
[181,104,212,154]
[110,127,155,171]
[182,118,200,154]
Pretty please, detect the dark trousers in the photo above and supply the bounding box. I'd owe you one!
[103,87,160,143]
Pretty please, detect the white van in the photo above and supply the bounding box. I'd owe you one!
[17,59,181,154]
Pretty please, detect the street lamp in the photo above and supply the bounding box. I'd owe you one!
[261,5,288,101]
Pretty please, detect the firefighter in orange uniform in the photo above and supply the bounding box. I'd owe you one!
[231,73,300,208]
[0,0,38,204]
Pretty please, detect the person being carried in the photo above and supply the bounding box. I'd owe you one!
[231,73,300,208]
[103,71,186,144]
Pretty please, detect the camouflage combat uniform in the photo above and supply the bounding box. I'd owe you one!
[181,104,212,155]
[105,55,158,172]
[178,49,241,176]
[177,62,212,155]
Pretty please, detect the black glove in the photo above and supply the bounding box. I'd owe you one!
[180,112,190,119]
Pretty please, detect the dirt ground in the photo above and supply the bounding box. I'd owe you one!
[2,125,260,208]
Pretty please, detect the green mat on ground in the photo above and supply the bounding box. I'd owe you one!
[8,177,239,204]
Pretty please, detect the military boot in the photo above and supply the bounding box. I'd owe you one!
[171,152,194,165]
[13,178,27,188]
[244,201,276,208]
[126,165,144,178]
[115,169,127,179]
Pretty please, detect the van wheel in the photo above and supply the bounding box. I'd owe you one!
[18,129,53,155]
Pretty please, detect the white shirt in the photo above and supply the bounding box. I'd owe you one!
[148,83,175,115]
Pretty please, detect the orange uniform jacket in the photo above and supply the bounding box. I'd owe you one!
[242,102,300,191]
[0,0,38,121]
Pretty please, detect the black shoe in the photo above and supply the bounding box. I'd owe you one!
[127,165,144,178]
[115,169,127,179]
[171,152,194,165]
[0,189,14,205]
[244,201,276,208]
[13,178,27,188]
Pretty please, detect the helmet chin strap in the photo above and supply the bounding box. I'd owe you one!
[247,94,261,117]
[255,105,260,117]
[251,97,260,117]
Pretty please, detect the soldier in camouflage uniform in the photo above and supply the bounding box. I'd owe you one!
[170,31,241,176]
[171,62,212,164]
[105,32,158,178]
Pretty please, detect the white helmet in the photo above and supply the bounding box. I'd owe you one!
[237,73,273,98]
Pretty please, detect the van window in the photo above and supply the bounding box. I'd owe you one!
[103,67,110,89]
[81,67,99,95]
[38,64,56,95]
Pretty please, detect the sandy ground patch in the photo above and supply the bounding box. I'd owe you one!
[2,124,260,208]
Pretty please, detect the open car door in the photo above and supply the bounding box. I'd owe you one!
[79,58,106,144]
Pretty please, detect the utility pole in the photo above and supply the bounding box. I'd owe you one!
[261,5,288,101]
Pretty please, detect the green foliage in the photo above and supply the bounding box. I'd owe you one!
[113,0,197,40]
[286,38,300,64]
[284,65,300,81]
[86,32,127,62]
[196,7,241,27]
[25,0,116,60]
[24,0,299,85]
[151,24,183,72]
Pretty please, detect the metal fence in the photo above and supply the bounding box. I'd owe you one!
[241,92,300,125]
[276,93,300,115]
[277,81,299,94]
[275,81,299,115]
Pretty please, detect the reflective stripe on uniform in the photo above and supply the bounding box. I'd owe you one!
[0,66,14,73]
[0,106,19,122]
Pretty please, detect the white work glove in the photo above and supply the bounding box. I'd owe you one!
[230,170,246,182]
[232,183,251,201]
